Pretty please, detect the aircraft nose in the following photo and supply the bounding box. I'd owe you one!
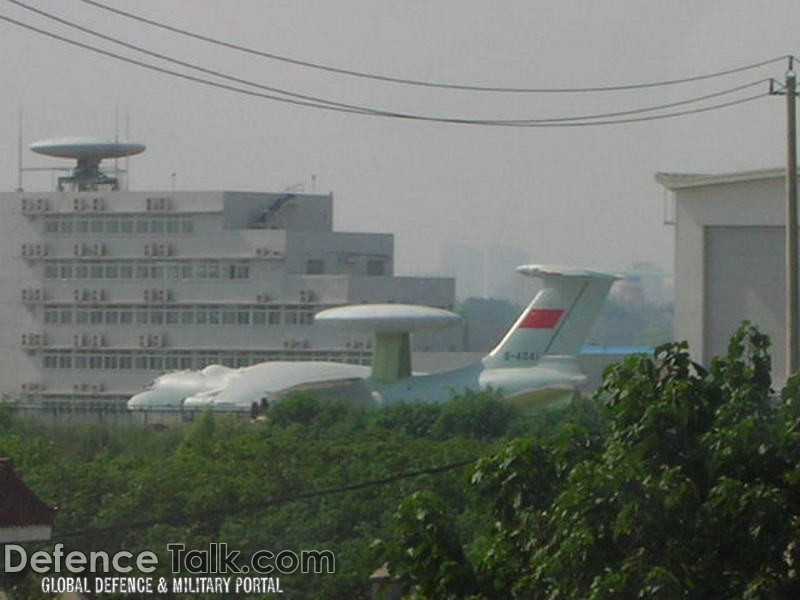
[128,390,180,410]
[127,391,155,409]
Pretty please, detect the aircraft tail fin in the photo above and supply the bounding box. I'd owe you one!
[483,265,618,369]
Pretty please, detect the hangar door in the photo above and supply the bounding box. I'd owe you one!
[704,225,785,379]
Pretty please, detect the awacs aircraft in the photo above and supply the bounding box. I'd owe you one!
[127,265,617,412]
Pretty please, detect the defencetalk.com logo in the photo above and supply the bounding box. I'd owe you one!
[5,542,335,595]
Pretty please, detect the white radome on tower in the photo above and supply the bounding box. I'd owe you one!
[29,137,145,191]
[30,137,145,161]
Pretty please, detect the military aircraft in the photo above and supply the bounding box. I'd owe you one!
[127,265,618,413]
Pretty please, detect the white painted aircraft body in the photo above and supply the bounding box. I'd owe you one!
[127,265,618,412]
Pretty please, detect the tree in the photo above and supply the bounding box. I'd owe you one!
[380,323,800,598]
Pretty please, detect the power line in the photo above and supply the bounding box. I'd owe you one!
[7,0,772,125]
[7,0,376,116]
[51,457,478,541]
[76,0,788,94]
[0,13,772,127]
[0,13,366,116]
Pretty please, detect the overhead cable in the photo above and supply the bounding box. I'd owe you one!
[76,0,788,94]
[0,14,771,127]
[7,0,772,125]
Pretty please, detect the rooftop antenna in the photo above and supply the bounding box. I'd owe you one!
[16,108,23,192]
[482,247,489,298]
[125,113,131,190]
[114,108,119,185]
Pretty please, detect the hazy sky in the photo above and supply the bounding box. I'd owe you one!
[0,0,797,278]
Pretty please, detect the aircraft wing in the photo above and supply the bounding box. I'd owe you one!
[181,361,371,410]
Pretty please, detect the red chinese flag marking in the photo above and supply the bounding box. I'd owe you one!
[519,308,564,329]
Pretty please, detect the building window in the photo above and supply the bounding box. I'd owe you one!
[367,259,385,276]
[42,348,372,371]
[306,259,324,275]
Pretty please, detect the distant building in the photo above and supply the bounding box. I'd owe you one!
[656,168,792,382]
[441,243,530,302]
[0,139,457,410]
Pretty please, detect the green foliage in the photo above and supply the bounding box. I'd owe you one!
[430,390,515,441]
[0,389,562,599]
[380,491,480,599]
[380,322,800,598]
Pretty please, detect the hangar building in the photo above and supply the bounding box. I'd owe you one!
[657,168,793,383]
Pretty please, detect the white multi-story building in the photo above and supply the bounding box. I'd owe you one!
[0,141,456,409]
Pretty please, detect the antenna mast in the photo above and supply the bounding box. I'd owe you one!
[125,113,131,190]
[16,109,23,192]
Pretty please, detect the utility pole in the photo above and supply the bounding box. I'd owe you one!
[786,59,798,376]
[772,58,799,377]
